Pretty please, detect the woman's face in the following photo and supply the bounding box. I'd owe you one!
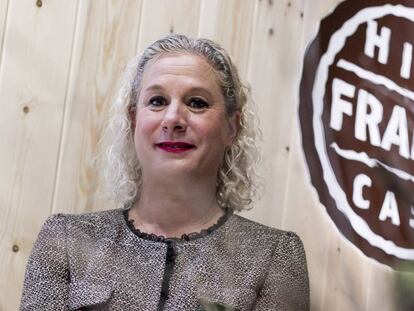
[131,53,239,182]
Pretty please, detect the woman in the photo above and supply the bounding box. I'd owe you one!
[20,34,309,311]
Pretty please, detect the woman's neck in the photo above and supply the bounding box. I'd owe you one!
[129,176,224,238]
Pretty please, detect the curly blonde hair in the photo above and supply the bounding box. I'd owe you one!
[102,34,261,211]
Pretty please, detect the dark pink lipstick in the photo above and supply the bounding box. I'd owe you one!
[156,141,195,153]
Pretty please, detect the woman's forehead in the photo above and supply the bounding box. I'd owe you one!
[141,53,220,87]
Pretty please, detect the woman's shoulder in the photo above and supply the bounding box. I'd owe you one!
[39,209,125,237]
[229,213,300,237]
[227,213,304,248]
[46,208,122,223]
[227,214,308,278]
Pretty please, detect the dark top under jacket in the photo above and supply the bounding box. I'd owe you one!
[20,208,310,311]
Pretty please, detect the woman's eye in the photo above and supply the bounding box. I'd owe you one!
[149,96,166,107]
[188,98,209,110]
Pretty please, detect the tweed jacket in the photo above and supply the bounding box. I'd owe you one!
[20,208,309,311]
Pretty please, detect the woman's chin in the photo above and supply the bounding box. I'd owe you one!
[150,162,197,175]
[146,162,214,180]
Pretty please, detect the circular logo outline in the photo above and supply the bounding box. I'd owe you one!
[313,4,414,260]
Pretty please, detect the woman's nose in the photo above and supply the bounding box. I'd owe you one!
[161,101,187,132]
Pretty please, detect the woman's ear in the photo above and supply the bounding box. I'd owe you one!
[226,111,240,146]
[129,106,137,132]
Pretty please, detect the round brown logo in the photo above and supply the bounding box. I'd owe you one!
[300,0,414,268]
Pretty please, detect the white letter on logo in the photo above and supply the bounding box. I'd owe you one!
[353,174,372,210]
[330,78,355,131]
[410,206,414,229]
[401,42,413,79]
[355,89,383,146]
[381,105,409,159]
[379,191,400,226]
[364,21,391,64]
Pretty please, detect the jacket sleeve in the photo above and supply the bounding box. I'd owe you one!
[20,214,70,311]
[252,231,310,311]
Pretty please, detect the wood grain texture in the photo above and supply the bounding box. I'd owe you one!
[198,0,256,77]
[0,0,9,70]
[365,262,396,311]
[320,235,370,310]
[283,0,371,310]
[51,0,142,215]
[136,0,201,54]
[0,0,78,309]
[242,0,306,229]
[283,0,396,310]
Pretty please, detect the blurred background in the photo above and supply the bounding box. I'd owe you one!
[0,0,409,310]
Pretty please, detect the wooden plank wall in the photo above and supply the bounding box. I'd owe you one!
[0,0,397,310]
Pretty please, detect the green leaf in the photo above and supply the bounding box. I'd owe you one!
[199,297,237,311]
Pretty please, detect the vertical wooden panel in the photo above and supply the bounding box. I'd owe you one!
[0,0,78,309]
[281,0,340,307]
[365,263,396,310]
[136,0,201,53]
[282,1,396,310]
[278,125,332,311]
[320,236,370,310]
[52,0,143,215]
[198,0,256,77]
[283,119,374,308]
[0,0,9,65]
[282,0,370,309]
[242,0,305,228]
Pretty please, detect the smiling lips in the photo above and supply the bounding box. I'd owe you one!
[156,141,196,153]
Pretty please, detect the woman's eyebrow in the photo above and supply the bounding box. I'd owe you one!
[144,84,164,92]
[186,86,215,98]
[144,84,216,98]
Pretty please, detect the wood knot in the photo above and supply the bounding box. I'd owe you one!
[12,245,19,253]
[23,106,29,114]
[36,0,42,7]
